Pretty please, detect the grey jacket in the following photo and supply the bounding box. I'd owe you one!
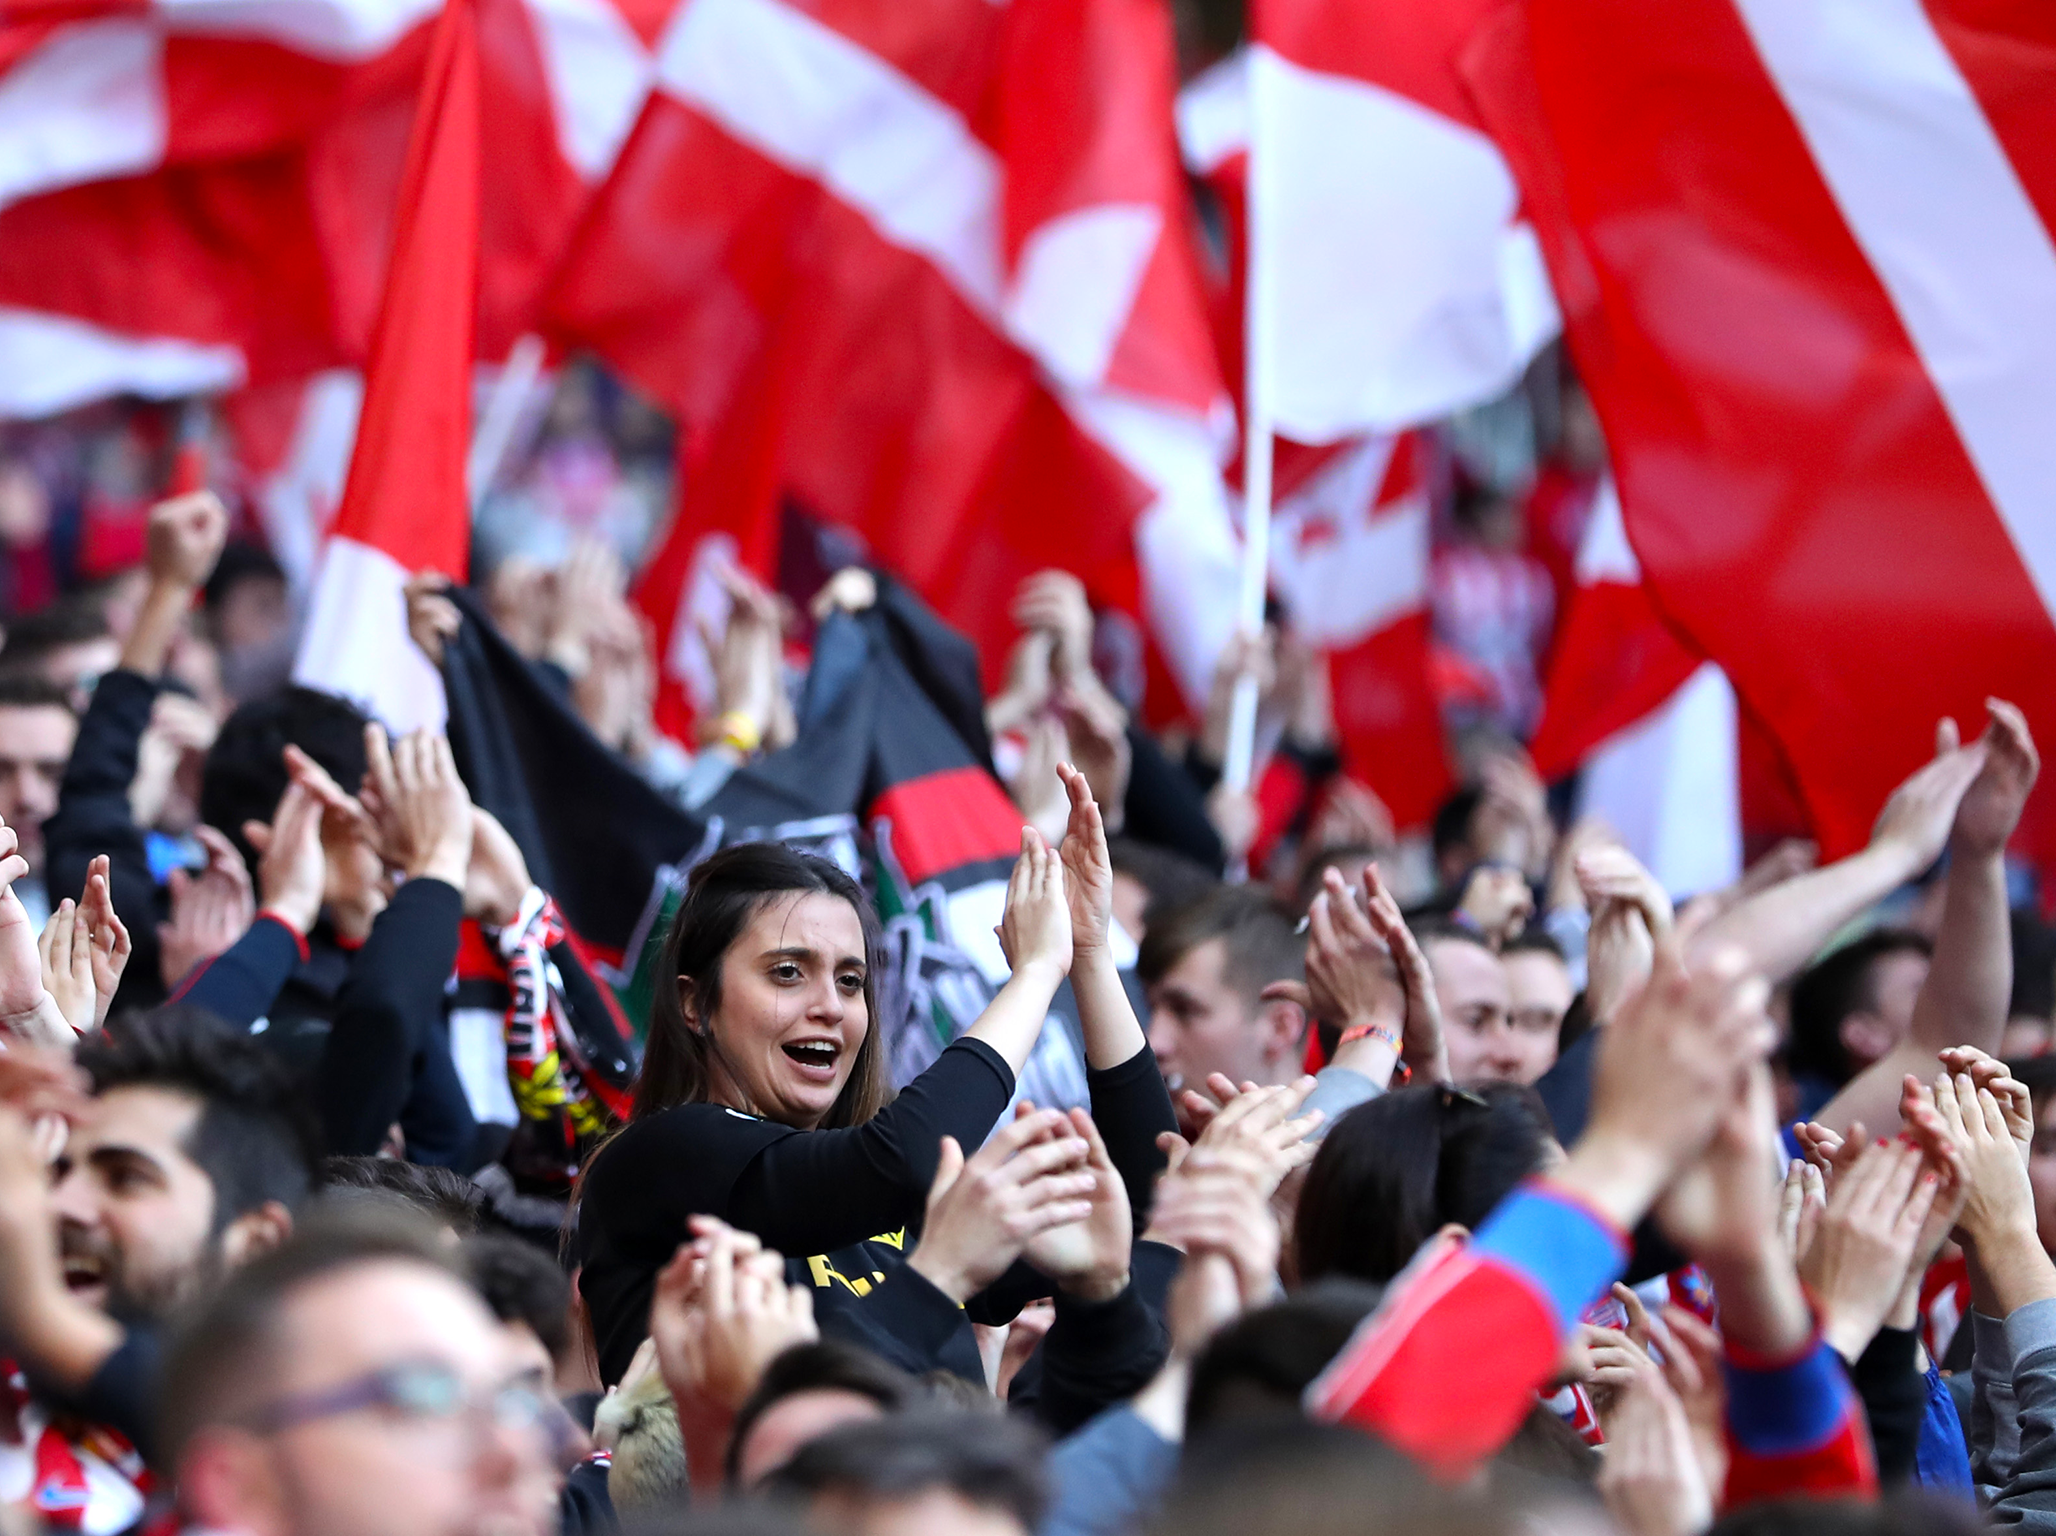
[1970,1297,2056,1527]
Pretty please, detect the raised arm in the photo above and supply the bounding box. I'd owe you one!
[1055,764,1176,1219]
[1817,702,2036,1137]
[962,825,1074,1073]
[1306,942,1774,1479]
[1688,723,1984,986]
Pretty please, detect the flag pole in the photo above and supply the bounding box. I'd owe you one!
[1222,100,1272,797]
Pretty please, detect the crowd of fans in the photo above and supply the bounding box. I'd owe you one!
[3,379,2056,1536]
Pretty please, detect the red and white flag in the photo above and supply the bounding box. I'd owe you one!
[1267,432,1451,828]
[0,0,653,400]
[1532,480,1740,894]
[1474,0,2056,859]
[291,0,478,732]
[549,0,1240,727]
[1243,0,1558,442]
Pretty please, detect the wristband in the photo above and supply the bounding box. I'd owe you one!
[1335,1020,1409,1087]
[1336,1020,1402,1051]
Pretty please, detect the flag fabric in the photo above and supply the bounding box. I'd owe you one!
[290,0,481,732]
[0,0,653,399]
[1240,2,1558,443]
[1470,0,2056,859]
[544,0,1242,723]
[1266,432,1451,830]
[1531,479,1740,895]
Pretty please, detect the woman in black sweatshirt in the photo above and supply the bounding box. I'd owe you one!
[576,769,1176,1397]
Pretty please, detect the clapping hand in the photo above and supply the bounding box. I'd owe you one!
[1019,1105,1133,1303]
[159,826,258,987]
[1055,764,1113,961]
[650,1216,816,1426]
[361,725,474,887]
[996,827,1072,981]
[907,1110,1096,1304]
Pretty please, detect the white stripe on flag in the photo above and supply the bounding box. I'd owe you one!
[0,307,244,419]
[1246,44,1559,440]
[158,0,441,60]
[654,0,1240,708]
[526,0,656,181]
[293,534,447,732]
[0,21,164,212]
[1579,661,1741,899]
[1735,0,2056,623]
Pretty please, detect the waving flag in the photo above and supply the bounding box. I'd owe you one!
[1267,432,1451,829]
[1242,0,1558,442]
[291,0,479,732]
[548,0,1241,722]
[0,0,652,397]
[1471,0,2056,859]
[1532,480,1740,894]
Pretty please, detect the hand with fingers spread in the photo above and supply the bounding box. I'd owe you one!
[1598,1365,1715,1536]
[77,856,129,1029]
[38,900,96,1034]
[1796,1136,1949,1361]
[1019,1105,1134,1302]
[907,1110,1098,1304]
[362,726,474,887]
[996,827,1072,982]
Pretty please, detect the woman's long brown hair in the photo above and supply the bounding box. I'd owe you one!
[631,841,888,1129]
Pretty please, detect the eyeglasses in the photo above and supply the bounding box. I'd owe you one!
[1436,1084,1490,1112]
[244,1360,549,1440]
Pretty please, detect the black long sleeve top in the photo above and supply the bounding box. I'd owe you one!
[577,1036,1018,1386]
[44,668,168,1012]
[315,876,475,1166]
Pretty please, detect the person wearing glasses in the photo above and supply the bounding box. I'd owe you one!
[162,1205,559,1536]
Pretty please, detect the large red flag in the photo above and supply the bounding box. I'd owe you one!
[1470,0,2056,860]
[556,0,1236,728]
[0,0,652,411]
[292,0,479,731]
